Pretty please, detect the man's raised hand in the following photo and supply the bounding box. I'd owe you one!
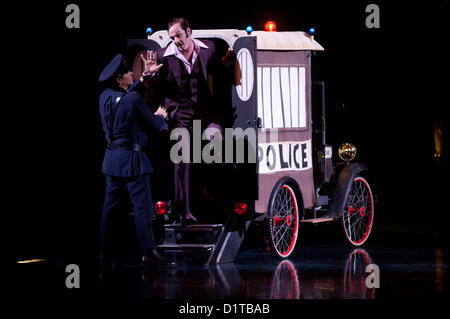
[141,50,163,74]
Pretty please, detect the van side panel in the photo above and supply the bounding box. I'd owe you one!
[255,51,315,214]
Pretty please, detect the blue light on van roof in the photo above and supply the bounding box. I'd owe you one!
[246,25,253,34]
[308,27,316,35]
[146,27,153,34]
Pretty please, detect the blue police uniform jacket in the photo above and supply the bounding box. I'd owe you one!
[99,81,167,177]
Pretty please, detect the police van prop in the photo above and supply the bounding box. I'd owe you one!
[126,22,374,263]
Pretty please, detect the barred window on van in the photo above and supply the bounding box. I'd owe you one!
[257,67,306,129]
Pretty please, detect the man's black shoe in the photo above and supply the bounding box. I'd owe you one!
[182,217,198,226]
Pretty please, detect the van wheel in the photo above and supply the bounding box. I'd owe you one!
[342,176,374,246]
[267,184,300,258]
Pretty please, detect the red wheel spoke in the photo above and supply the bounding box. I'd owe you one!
[270,184,299,257]
[342,177,374,246]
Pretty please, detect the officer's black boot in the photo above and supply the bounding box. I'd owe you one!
[142,249,167,266]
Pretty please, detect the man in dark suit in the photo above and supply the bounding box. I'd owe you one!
[142,17,235,225]
[98,54,168,265]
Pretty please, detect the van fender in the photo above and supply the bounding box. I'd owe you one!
[325,162,368,220]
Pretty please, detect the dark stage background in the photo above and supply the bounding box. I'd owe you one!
[9,0,446,261]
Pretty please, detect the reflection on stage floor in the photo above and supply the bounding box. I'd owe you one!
[15,245,448,300]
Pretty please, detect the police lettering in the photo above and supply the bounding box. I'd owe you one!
[260,141,310,173]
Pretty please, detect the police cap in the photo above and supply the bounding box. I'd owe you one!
[98,54,129,82]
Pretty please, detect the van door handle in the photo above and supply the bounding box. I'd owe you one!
[256,117,262,128]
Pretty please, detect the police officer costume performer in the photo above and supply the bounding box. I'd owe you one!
[98,54,168,265]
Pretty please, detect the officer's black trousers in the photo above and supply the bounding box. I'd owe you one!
[100,174,155,258]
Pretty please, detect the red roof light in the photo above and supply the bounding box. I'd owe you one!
[264,21,277,32]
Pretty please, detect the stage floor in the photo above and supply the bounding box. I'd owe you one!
[15,243,448,300]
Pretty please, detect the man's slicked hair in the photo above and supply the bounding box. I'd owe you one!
[168,17,191,33]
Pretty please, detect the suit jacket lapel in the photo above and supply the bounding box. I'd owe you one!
[168,56,182,88]
[198,48,208,80]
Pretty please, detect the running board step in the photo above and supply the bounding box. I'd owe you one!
[158,244,215,250]
[158,219,251,265]
[164,224,223,230]
[163,224,223,245]
[301,217,334,224]
[157,244,215,264]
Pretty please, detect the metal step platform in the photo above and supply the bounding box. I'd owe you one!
[157,218,251,265]
[163,224,223,245]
